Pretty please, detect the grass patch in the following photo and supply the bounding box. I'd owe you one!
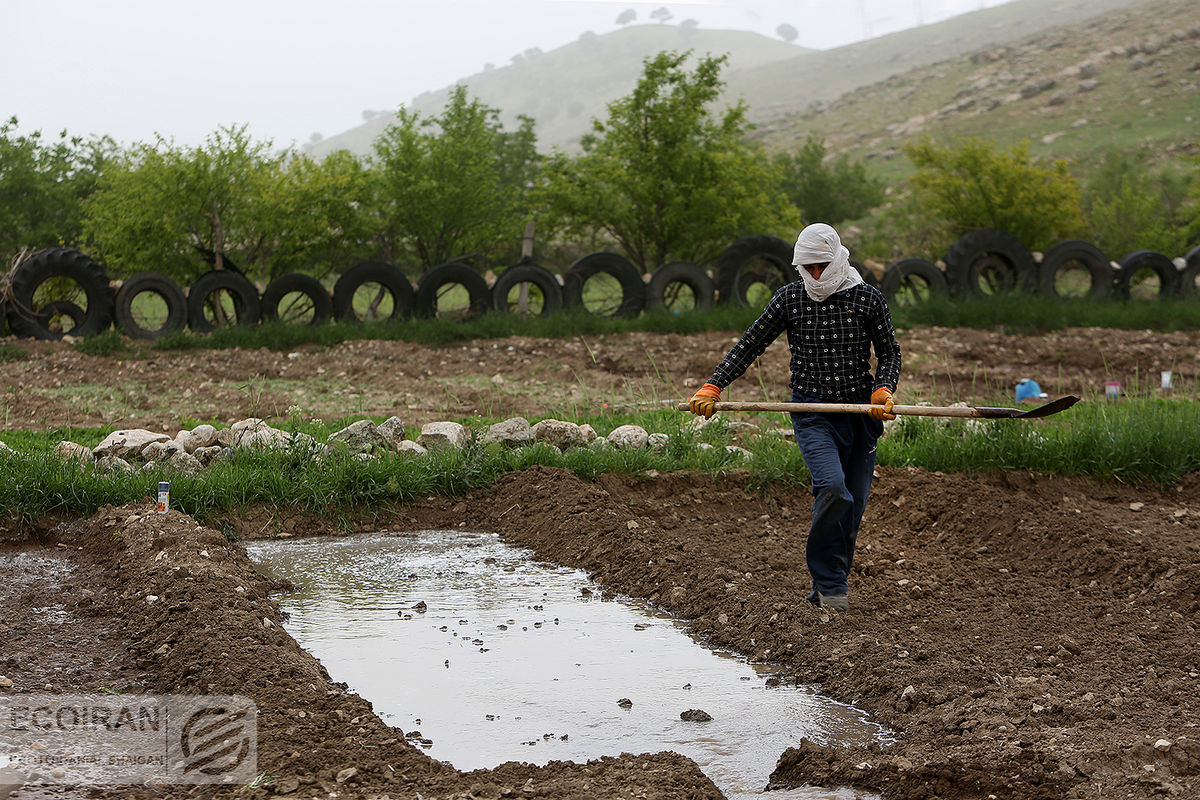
[0,398,1195,522]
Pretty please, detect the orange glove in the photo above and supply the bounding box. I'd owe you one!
[869,387,896,420]
[688,383,722,419]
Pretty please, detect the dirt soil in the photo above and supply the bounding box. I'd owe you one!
[2,327,1199,800]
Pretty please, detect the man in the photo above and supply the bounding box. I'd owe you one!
[688,223,901,611]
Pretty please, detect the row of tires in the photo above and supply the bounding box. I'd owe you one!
[4,231,1199,340]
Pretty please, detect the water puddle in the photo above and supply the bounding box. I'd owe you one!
[248,531,889,799]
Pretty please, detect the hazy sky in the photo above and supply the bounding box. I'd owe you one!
[4,0,1009,149]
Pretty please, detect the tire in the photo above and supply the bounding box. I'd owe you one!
[414,262,490,319]
[944,229,1036,296]
[491,263,563,316]
[37,300,86,335]
[849,259,880,290]
[7,248,113,340]
[261,272,332,326]
[187,270,262,332]
[713,235,794,307]
[1114,250,1181,300]
[646,262,714,312]
[1037,240,1112,300]
[332,261,414,323]
[880,257,949,305]
[562,252,645,318]
[114,272,188,339]
[1180,245,1200,299]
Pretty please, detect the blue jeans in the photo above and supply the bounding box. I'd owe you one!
[790,391,882,600]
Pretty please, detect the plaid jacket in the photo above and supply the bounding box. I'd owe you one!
[708,280,901,402]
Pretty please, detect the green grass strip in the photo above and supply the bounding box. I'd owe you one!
[1,399,1196,524]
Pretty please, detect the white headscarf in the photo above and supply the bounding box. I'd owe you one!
[792,222,863,302]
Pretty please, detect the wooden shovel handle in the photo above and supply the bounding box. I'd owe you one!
[676,400,984,418]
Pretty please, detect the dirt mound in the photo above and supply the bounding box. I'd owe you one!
[4,462,1198,799]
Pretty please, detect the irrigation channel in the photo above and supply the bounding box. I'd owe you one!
[248,531,892,800]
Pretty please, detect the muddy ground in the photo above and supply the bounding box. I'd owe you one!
[1,326,1199,800]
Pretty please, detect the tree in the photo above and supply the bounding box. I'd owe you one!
[902,137,1085,251]
[615,9,636,25]
[0,117,110,263]
[776,23,799,43]
[679,19,700,36]
[774,135,884,226]
[370,85,540,269]
[1084,149,1194,258]
[84,126,370,282]
[649,6,672,23]
[537,51,800,271]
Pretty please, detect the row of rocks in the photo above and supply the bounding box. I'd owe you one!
[25,415,758,474]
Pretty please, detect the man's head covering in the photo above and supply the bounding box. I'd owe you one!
[792,222,863,302]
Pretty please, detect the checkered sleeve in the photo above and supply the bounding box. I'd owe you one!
[870,293,901,393]
[706,290,788,389]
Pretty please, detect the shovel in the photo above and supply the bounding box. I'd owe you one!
[675,395,1080,419]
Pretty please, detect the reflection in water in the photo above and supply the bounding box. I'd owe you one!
[248,531,889,800]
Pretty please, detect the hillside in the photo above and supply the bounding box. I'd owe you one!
[755,0,1200,177]
[309,0,1150,157]
[308,26,808,158]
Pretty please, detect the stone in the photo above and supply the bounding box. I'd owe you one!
[587,437,609,451]
[1047,91,1068,106]
[215,427,238,448]
[240,427,293,451]
[192,446,223,466]
[174,429,195,453]
[680,709,712,722]
[607,424,649,450]
[377,416,407,449]
[417,422,470,451]
[228,418,269,446]
[93,429,170,460]
[578,423,598,444]
[189,424,219,450]
[1019,77,1056,98]
[0,676,13,688]
[327,420,388,456]
[484,417,533,448]
[647,433,670,453]
[54,441,93,464]
[335,767,357,784]
[96,456,134,473]
[142,441,184,463]
[167,451,203,474]
[397,440,428,458]
[616,698,633,709]
[530,419,586,450]
[725,445,753,459]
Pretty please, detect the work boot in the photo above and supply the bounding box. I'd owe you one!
[817,592,849,611]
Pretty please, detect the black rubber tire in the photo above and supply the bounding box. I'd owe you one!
[6,248,113,340]
[414,262,490,319]
[491,263,563,316]
[562,252,645,318]
[713,235,793,306]
[114,272,188,339]
[944,229,1036,296]
[880,257,949,304]
[1037,240,1113,299]
[332,261,414,323]
[646,262,714,312]
[38,300,86,334]
[849,259,880,290]
[1114,250,1182,300]
[1179,245,1200,299]
[261,272,332,326]
[187,270,262,332]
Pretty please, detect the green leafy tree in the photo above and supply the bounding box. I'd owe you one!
[902,137,1085,251]
[84,126,284,281]
[537,51,799,271]
[369,85,540,269]
[776,23,799,43]
[1084,150,1193,258]
[84,126,368,282]
[774,135,885,226]
[0,117,111,263]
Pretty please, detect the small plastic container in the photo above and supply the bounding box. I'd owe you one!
[157,481,170,514]
[1104,381,1121,401]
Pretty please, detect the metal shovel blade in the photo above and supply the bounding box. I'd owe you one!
[971,395,1080,419]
